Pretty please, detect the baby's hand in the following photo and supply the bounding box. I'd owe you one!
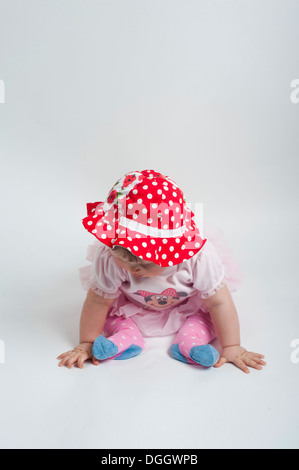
[57,342,100,369]
[214,345,266,374]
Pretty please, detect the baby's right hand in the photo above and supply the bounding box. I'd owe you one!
[57,342,100,369]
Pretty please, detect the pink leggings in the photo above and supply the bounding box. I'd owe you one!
[93,311,219,366]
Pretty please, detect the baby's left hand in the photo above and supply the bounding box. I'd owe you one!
[214,345,266,374]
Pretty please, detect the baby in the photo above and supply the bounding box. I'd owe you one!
[57,169,266,373]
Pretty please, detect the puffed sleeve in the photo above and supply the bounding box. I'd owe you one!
[79,242,128,299]
[190,240,226,299]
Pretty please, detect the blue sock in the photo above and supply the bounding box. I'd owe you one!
[169,343,189,364]
[170,343,219,367]
[92,335,143,361]
[189,344,219,367]
[92,335,118,360]
[114,345,143,360]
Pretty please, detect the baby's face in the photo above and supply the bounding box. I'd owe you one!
[111,253,166,278]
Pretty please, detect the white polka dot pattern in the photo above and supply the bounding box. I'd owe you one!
[82,169,206,267]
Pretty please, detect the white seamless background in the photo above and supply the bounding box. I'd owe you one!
[0,0,298,449]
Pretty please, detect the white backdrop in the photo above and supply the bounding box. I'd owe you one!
[1,0,299,449]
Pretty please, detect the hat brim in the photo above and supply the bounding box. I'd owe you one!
[82,202,206,267]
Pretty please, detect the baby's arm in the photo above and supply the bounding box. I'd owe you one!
[57,288,115,369]
[203,285,266,373]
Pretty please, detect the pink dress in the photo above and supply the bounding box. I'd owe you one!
[79,225,242,338]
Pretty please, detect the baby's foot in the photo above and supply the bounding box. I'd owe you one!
[169,343,190,364]
[170,343,219,367]
[92,335,118,360]
[189,344,219,367]
[114,344,143,360]
[92,335,143,361]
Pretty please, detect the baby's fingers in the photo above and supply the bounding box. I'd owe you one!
[91,355,100,366]
[246,352,266,367]
[244,357,263,370]
[58,352,75,367]
[250,354,266,366]
[251,356,266,366]
[59,352,81,368]
[234,358,250,374]
[57,351,75,360]
[66,352,84,369]
[250,352,265,359]
[214,356,228,368]
[77,353,91,369]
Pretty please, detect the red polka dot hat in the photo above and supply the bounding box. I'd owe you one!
[82,169,207,267]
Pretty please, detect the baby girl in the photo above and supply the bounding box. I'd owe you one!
[57,169,266,373]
